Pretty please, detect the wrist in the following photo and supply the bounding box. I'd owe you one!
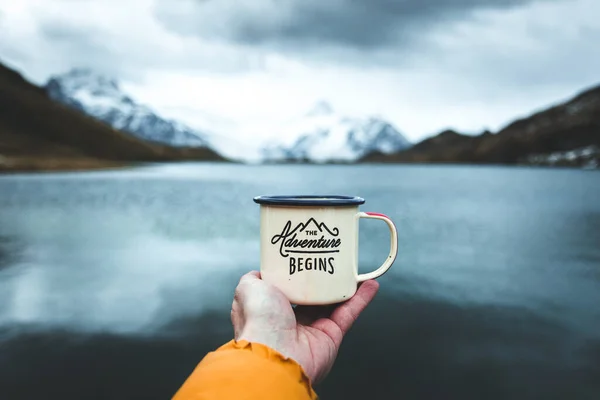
[237,326,283,354]
[237,328,315,380]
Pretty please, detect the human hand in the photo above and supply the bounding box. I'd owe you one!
[231,270,379,384]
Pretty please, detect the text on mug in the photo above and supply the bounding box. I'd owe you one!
[270,218,341,258]
[289,256,335,275]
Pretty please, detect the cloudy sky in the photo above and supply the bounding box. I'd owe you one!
[0,0,598,142]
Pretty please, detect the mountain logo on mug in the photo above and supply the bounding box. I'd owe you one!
[270,218,341,275]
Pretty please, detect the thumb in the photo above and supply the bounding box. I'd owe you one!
[231,270,261,338]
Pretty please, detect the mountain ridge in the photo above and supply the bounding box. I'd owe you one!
[0,60,226,172]
[46,68,213,149]
[2,58,599,171]
[361,84,600,168]
[43,70,412,164]
[261,103,412,163]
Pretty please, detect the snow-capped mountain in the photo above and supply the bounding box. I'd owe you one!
[261,102,411,162]
[43,69,410,163]
[45,69,211,148]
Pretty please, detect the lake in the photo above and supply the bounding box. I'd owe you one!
[0,163,599,399]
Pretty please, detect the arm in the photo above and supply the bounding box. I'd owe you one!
[173,271,379,400]
[173,340,317,400]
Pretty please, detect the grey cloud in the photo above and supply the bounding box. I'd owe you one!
[29,19,269,81]
[445,24,600,93]
[0,12,28,64]
[37,21,131,78]
[155,0,553,51]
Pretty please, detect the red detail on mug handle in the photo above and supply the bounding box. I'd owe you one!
[365,212,389,218]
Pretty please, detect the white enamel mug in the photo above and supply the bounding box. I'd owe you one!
[253,195,398,305]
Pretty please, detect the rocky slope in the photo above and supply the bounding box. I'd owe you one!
[0,61,225,172]
[362,84,600,168]
[46,69,211,148]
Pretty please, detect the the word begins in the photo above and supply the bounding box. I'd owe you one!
[289,256,334,275]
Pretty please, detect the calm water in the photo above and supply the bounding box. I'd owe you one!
[0,163,599,399]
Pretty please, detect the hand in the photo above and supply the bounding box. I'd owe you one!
[231,270,379,384]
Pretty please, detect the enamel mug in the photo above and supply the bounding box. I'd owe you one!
[253,195,398,305]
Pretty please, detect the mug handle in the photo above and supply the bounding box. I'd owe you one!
[356,212,398,282]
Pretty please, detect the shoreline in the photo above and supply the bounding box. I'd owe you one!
[1,159,596,174]
[0,156,134,174]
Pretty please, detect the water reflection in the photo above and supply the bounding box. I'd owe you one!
[0,164,599,399]
[0,235,22,271]
[1,292,598,400]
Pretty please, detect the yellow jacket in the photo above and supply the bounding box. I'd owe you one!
[173,340,319,400]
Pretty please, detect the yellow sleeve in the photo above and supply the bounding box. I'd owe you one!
[172,340,318,400]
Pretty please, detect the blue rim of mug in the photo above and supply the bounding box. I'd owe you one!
[253,195,365,206]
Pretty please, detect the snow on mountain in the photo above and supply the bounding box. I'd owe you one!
[45,69,211,148]
[43,69,410,163]
[261,102,411,162]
